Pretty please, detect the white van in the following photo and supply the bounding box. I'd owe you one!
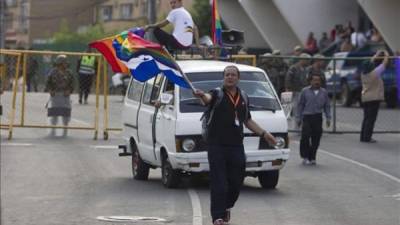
[119,60,290,188]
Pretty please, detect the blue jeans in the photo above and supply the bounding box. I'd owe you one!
[208,144,246,221]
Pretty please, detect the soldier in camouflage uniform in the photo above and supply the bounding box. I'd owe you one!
[285,53,311,121]
[45,55,74,137]
[306,54,327,88]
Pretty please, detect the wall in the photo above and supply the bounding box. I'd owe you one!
[273,0,359,44]
[358,0,400,52]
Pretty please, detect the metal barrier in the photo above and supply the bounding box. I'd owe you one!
[0,50,22,136]
[0,49,106,140]
[258,54,399,133]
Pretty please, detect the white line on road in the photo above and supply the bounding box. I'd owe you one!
[319,149,400,184]
[292,140,400,184]
[1,143,34,147]
[90,145,119,150]
[188,189,203,225]
[71,118,91,126]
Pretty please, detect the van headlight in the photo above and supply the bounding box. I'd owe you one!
[274,136,286,149]
[182,138,196,152]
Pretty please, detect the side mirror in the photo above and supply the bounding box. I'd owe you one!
[160,93,173,105]
[280,91,293,104]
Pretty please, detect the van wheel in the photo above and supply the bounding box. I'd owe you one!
[161,154,181,188]
[131,145,149,180]
[258,170,279,189]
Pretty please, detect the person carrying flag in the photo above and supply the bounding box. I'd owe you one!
[144,0,200,51]
[193,65,277,225]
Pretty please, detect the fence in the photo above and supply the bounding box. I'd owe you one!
[0,49,109,140]
[0,51,22,134]
[257,54,399,133]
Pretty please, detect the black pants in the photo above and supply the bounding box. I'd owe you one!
[300,114,323,160]
[208,144,246,222]
[360,101,380,141]
[153,27,189,51]
[79,74,94,101]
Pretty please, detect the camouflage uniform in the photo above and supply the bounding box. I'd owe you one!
[306,66,326,88]
[45,56,74,137]
[285,64,309,92]
[285,64,309,119]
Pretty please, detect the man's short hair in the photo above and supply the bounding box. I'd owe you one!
[223,65,240,77]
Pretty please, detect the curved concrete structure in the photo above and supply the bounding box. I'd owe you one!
[273,0,359,43]
[238,0,299,54]
[358,0,400,52]
[219,0,269,49]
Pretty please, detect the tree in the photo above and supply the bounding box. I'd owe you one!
[190,0,211,37]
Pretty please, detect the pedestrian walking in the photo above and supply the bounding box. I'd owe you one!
[144,0,200,51]
[297,74,331,165]
[193,65,277,225]
[45,55,74,137]
[77,48,97,104]
[360,50,389,143]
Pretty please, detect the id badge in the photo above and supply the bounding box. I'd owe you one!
[234,118,240,126]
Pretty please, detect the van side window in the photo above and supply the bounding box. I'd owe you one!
[127,79,144,101]
[142,75,163,105]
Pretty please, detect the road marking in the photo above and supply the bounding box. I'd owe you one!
[96,216,167,222]
[1,143,34,147]
[384,193,400,201]
[291,141,400,184]
[319,149,400,184]
[71,118,91,126]
[188,189,203,225]
[90,145,119,150]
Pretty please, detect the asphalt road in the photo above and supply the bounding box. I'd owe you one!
[1,93,399,225]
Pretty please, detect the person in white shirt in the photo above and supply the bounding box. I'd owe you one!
[351,28,367,49]
[144,0,200,51]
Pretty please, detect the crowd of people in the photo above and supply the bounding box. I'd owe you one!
[304,21,384,55]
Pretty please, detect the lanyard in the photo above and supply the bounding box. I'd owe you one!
[226,90,240,120]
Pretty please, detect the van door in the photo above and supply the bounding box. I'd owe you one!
[137,75,163,162]
[155,80,176,160]
[122,78,144,144]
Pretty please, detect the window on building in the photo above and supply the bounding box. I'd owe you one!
[120,3,133,20]
[6,0,17,7]
[102,5,113,21]
[5,13,13,30]
[19,1,29,33]
[141,0,148,17]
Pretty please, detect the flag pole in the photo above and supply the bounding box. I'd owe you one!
[162,47,196,92]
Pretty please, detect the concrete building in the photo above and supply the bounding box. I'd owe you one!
[4,0,97,48]
[96,0,193,33]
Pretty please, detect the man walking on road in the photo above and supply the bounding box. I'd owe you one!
[193,65,277,225]
[297,74,331,165]
[144,0,200,51]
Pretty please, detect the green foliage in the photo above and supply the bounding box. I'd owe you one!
[190,0,212,37]
[49,20,112,51]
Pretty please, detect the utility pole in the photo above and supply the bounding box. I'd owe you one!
[147,0,156,41]
[0,0,5,49]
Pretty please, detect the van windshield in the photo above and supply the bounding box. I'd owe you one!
[180,72,281,113]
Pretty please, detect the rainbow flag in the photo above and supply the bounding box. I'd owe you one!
[90,30,189,88]
[211,0,222,46]
[89,32,129,74]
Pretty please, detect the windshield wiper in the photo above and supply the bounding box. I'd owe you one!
[249,104,276,113]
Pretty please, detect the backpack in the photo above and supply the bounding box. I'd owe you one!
[200,87,249,141]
